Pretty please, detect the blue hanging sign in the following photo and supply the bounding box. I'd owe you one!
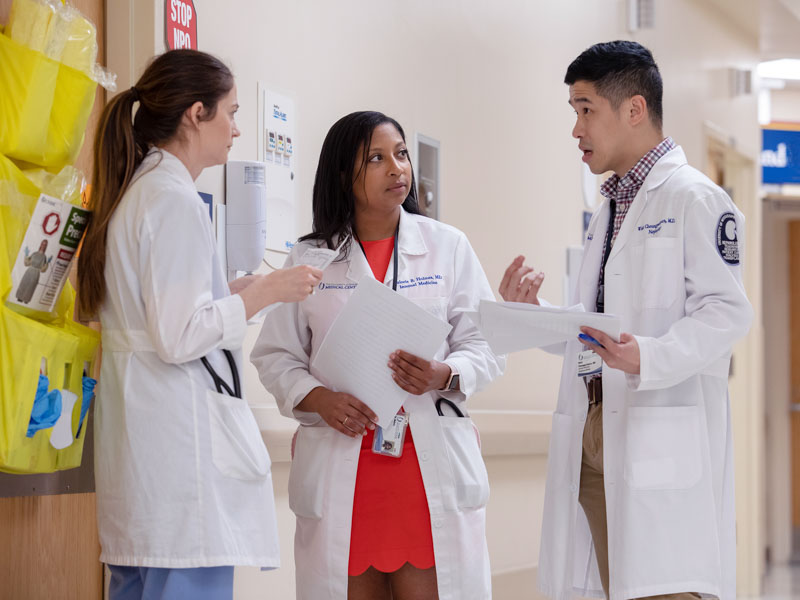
[762,126,800,184]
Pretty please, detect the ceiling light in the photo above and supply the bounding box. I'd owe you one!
[757,59,800,81]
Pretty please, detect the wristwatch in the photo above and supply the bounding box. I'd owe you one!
[441,368,460,392]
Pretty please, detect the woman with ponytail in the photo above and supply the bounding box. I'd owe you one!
[77,50,321,599]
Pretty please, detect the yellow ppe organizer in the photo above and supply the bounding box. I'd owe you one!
[0,132,100,475]
[0,32,97,170]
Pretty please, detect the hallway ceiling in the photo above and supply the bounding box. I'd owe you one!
[703,0,800,60]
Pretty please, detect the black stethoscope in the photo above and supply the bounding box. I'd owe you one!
[354,220,400,292]
[201,350,241,398]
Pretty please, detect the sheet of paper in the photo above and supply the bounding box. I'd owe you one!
[298,238,348,271]
[298,247,338,270]
[468,300,621,355]
[311,276,452,428]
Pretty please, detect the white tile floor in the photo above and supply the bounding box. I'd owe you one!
[755,563,800,600]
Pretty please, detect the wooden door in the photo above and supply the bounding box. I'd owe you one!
[791,220,800,529]
[0,0,105,598]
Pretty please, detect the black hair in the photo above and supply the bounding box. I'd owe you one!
[299,111,420,253]
[564,40,663,129]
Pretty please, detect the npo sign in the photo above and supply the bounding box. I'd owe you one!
[165,0,197,50]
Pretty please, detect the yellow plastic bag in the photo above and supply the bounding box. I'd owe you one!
[8,0,100,79]
[0,32,97,169]
[5,0,55,53]
[0,159,99,473]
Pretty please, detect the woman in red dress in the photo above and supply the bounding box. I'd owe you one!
[252,111,504,600]
[304,114,445,598]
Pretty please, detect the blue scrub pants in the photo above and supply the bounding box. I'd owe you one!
[108,565,234,600]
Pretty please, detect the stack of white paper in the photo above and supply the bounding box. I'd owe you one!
[466,301,621,355]
[311,276,453,428]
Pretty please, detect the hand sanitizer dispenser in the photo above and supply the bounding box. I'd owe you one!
[225,160,267,273]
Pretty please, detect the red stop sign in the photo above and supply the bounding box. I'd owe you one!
[165,0,197,50]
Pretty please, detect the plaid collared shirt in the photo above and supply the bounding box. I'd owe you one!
[594,137,675,314]
[600,136,676,246]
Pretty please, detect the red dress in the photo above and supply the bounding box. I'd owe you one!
[347,237,436,576]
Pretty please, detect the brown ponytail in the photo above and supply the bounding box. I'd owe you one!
[77,49,233,317]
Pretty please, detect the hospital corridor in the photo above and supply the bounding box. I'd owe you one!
[2,0,800,599]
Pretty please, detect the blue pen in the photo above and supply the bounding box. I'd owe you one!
[579,332,605,349]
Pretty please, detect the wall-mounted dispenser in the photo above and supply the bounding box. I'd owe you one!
[225,160,266,274]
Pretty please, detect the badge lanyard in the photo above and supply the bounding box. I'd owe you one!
[355,220,405,457]
[201,350,241,398]
[595,199,617,314]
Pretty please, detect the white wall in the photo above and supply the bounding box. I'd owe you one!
[770,88,800,122]
[106,0,764,597]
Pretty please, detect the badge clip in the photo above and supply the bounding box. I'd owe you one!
[372,412,409,458]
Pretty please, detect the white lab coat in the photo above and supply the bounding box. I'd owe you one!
[537,146,752,600]
[95,149,280,568]
[251,209,505,600]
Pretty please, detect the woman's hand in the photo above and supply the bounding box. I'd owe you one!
[297,387,377,438]
[388,350,451,395]
[237,265,322,318]
[228,274,258,294]
[264,265,323,302]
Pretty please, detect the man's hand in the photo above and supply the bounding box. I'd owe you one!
[579,326,640,374]
[499,255,544,304]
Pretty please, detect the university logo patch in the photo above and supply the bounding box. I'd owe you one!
[716,212,739,265]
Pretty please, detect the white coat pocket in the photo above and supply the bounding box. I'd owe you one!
[631,237,680,310]
[206,389,271,481]
[624,405,703,490]
[288,425,333,519]
[439,416,490,509]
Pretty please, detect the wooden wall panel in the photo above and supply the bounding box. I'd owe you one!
[0,494,102,600]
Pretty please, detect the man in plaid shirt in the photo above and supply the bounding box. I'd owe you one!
[499,41,751,600]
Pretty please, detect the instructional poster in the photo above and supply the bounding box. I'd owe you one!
[7,193,90,314]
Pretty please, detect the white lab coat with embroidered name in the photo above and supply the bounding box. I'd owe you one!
[251,209,505,600]
[537,146,753,600]
[95,149,280,568]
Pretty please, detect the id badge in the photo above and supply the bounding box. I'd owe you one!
[577,349,602,377]
[372,412,409,458]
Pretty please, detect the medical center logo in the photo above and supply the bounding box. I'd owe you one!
[318,282,356,291]
[716,212,739,265]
